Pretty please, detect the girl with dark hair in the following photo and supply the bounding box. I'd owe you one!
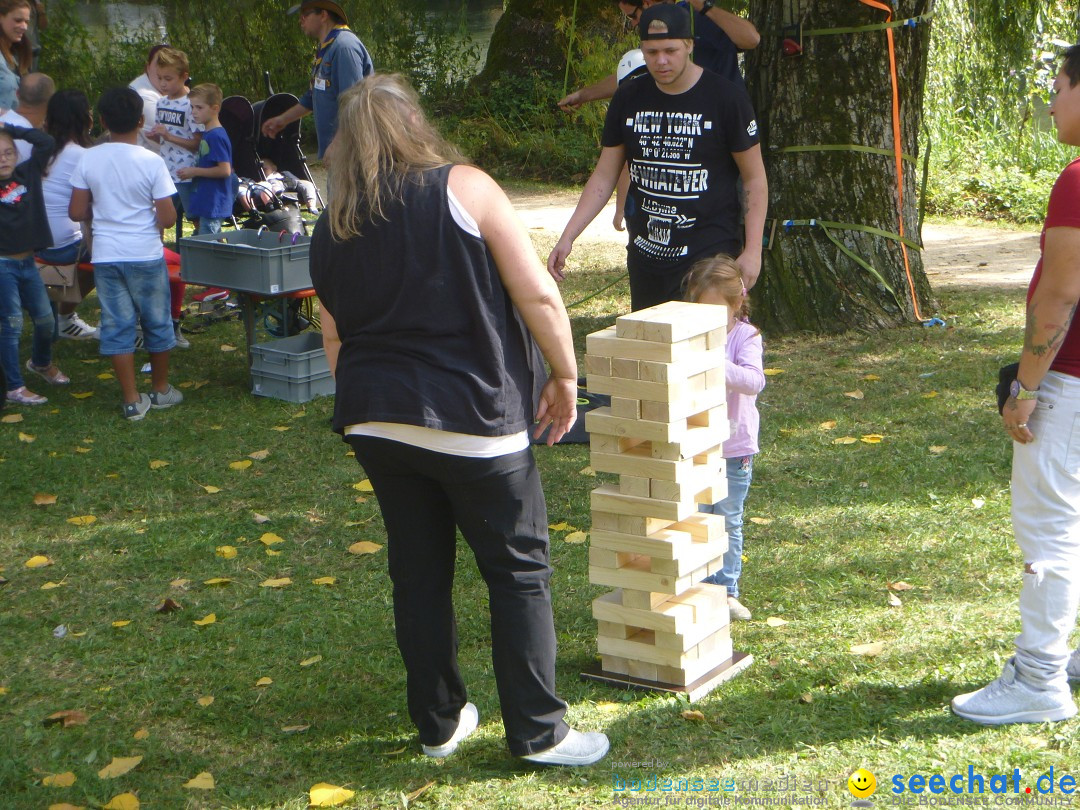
[37,88,98,339]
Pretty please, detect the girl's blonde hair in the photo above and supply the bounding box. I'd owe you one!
[0,0,32,74]
[327,73,466,240]
[683,253,751,322]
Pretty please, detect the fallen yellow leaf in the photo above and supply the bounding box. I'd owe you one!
[66,515,96,526]
[96,372,114,380]
[215,545,237,559]
[271,425,290,431]
[844,390,864,400]
[860,434,884,444]
[260,577,292,588]
[348,541,382,555]
[681,709,705,721]
[220,344,238,352]
[178,381,194,389]
[102,792,139,810]
[579,466,596,476]
[833,436,858,445]
[352,479,374,492]
[1,412,23,423]
[25,555,53,568]
[182,772,215,790]
[309,783,356,807]
[887,581,914,591]
[203,578,232,586]
[253,512,271,524]
[819,420,837,430]
[47,804,86,810]
[0,686,8,695]
[70,391,94,399]
[548,521,575,531]
[201,485,222,494]
[111,620,131,628]
[748,517,773,525]
[149,460,169,470]
[765,617,789,627]
[133,728,149,740]
[197,695,214,707]
[43,710,88,727]
[888,592,903,608]
[18,431,35,442]
[34,493,57,506]
[850,641,885,657]
[229,459,252,470]
[923,391,939,398]
[266,549,282,556]
[255,676,273,687]
[42,771,77,787]
[41,581,64,590]
[563,531,588,544]
[170,579,190,589]
[972,497,986,508]
[74,446,91,454]
[98,755,143,779]
[281,724,311,733]
[929,445,948,454]
[248,449,270,460]
[259,532,285,546]
[300,655,323,667]
[311,577,336,586]
[763,368,785,376]
[193,614,217,626]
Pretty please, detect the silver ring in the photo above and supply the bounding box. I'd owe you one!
[1017,423,1027,428]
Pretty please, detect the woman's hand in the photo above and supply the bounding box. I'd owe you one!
[533,375,578,445]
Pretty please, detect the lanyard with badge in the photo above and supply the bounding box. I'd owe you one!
[310,25,349,91]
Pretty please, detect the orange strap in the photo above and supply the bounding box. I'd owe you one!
[857,0,927,322]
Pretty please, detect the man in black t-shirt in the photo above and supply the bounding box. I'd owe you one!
[548,4,767,311]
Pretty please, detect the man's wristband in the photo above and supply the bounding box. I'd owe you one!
[700,0,715,11]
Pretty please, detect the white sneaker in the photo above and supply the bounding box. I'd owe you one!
[520,728,610,766]
[1067,649,1080,684]
[57,312,98,340]
[421,702,478,758]
[173,324,190,350]
[951,658,1077,725]
[727,596,752,621]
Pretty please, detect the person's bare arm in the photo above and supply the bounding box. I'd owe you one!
[261,104,310,138]
[152,126,202,153]
[558,74,618,111]
[177,160,232,180]
[68,188,92,222]
[1005,226,1080,443]
[154,196,177,230]
[320,305,342,378]
[451,164,579,444]
[686,0,760,49]
[733,144,767,289]
[547,145,626,281]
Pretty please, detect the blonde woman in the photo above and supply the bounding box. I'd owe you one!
[0,0,32,111]
[309,73,609,766]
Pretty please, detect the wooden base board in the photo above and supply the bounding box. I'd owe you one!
[580,650,753,702]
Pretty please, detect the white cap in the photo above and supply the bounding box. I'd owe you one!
[617,49,647,84]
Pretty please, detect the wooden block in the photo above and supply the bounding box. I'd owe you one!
[590,556,693,594]
[617,515,674,536]
[601,654,630,675]
[590,434,620,455]
[669,512,726,542]
[585,354,612,376]
[706,367,724,390]
[621,588,671,610]
[627,659,659,681]
[587,374,681,403]
[589,547,643,569]
[640,400,671,422]
[591,484,696,522]
[695,482,726,505]
[590,526,693,559]
[687,405,726,428]
[619,475,651,497]
[650,441,683,461]
[585,407,683,443]
[615,301,726,344]
[638,350,726,385]
[705,326,727,349]
[597,620,633,639]
[609,396,640,419]
[642,384,727,421]
[590,447,695,482]
[595,587,727,635]
[611,357,641,380]
[650,537,728,577]
[590,511,622,531]
[689,371,709,393]
[596,627,685,667]
[586,327,684,363]
[693,449,723,467]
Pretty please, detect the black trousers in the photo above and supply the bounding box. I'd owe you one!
[347,436,569,756]
[626,241,742,311]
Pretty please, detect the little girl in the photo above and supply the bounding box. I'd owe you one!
[684,255,765,621]
[1,123,68,405]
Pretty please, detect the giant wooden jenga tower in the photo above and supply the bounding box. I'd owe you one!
[581,301,752,699]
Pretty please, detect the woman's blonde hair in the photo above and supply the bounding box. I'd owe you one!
[327,73,466,240]
[0,0,32,74]
[683,253,751,322]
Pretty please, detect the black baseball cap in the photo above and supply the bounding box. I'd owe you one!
[639,4,693,40]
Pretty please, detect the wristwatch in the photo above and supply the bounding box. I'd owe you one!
[700,0,715,12]
[1009,379,1039,401]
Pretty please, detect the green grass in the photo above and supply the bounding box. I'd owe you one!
[2,231,1078,809]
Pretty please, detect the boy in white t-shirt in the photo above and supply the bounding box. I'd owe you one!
[70,87,182,421]
[149,47,201,218]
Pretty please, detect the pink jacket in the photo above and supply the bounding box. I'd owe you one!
[724,320,765,458]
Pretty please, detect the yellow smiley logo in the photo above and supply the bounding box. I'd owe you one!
[848,768,877,799]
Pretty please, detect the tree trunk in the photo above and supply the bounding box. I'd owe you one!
[479,0,615,85]
[746,0,935,333]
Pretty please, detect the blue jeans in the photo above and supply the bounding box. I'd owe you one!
[0,255,54,390]
[196,218,223,235]
[36,239,89,265]
[700,455,754,597]
[93,259,175,355]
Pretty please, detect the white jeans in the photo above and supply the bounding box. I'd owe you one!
[1011,371,1080,690]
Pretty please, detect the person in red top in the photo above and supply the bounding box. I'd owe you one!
[952,44,1080,725]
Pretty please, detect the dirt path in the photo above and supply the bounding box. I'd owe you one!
[307,168,1039,289]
